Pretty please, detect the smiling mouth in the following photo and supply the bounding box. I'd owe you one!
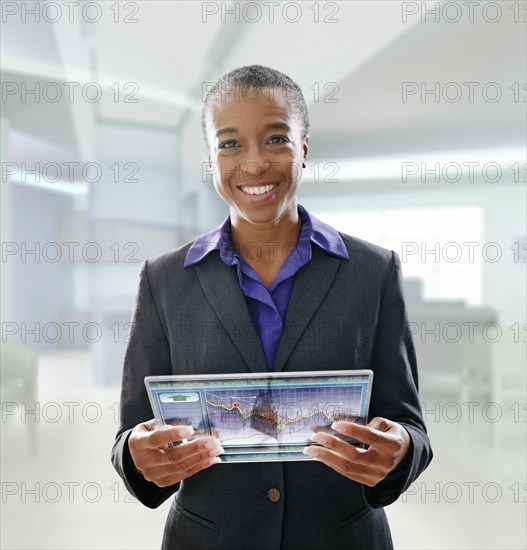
[238,182,279,196]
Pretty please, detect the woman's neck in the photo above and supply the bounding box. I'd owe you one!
[230,206,302,265]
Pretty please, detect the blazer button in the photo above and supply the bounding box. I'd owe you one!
[267,488,281,502]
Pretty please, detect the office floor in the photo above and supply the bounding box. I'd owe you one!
[1,350,525,550]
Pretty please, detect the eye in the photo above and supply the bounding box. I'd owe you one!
[268,135,289,144]
[219,140,238,149]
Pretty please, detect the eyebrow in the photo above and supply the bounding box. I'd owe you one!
[215,122,291,139]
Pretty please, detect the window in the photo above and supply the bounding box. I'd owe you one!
[312,206,483,305]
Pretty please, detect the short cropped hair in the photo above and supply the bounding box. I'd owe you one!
[202,64,310,148]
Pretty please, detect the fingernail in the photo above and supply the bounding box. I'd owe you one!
[208,447,225,457]
[303,446,318,457]
[331,421,343,431]
[205,440,220,449]
[179,426,194,437]
[209,457,222,465]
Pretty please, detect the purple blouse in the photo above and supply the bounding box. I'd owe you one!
[183,203,349,370]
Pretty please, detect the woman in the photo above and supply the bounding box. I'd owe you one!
[111,65,433,550]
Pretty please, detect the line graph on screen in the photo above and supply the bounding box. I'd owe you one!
[204,386,363,445]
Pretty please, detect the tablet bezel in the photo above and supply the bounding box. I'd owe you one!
[144,369,373,463]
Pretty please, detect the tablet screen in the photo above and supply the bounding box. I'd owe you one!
[145,370,373,462]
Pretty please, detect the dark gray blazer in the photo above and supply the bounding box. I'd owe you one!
[111,232,433,550]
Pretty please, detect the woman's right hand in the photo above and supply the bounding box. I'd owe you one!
[128,419,224,487]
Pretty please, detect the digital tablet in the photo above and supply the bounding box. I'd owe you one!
[144,370,373,463]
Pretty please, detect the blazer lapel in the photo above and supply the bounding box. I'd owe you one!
[273,245,342,372]
[195,253,268,373]
[195,246,343,374]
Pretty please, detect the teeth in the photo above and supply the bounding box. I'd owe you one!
[241,183,278,195]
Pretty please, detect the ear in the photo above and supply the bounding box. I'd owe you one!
[302,136,309,167]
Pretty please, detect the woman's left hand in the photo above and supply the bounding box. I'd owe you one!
[303,417,411,487]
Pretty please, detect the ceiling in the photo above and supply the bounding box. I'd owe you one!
[1,0,525,168]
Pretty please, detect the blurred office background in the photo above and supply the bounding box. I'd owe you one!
[1,1,525,548]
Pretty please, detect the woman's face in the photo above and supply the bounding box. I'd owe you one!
[207,87,308,225]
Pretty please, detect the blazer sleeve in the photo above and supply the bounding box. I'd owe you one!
[110,259,180,509]
[362,250,433,508]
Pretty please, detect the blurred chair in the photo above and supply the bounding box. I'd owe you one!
[1,342,38,455]
[489,327,527,447]
[409,301,501,446]
[409,302,498,399]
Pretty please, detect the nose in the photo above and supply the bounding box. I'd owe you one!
[244,160,264,182]
[240,145,273,183]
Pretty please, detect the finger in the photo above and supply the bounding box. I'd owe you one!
[156,458,222,487]
[331,421,399,450]
[308,432,370,464]
[365,418,410,458]
[135,437,222,471]
[303,446,385,486]
[367,417,394,432]
[142,449,218,481]
[145,425,195,450]
[139,418,162,431]
[308,432,395,470]
[164,436,225,463]
[150,456,222,488]
[142,444,223,482]
[157,437,223,467]
[328,457,386,488]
